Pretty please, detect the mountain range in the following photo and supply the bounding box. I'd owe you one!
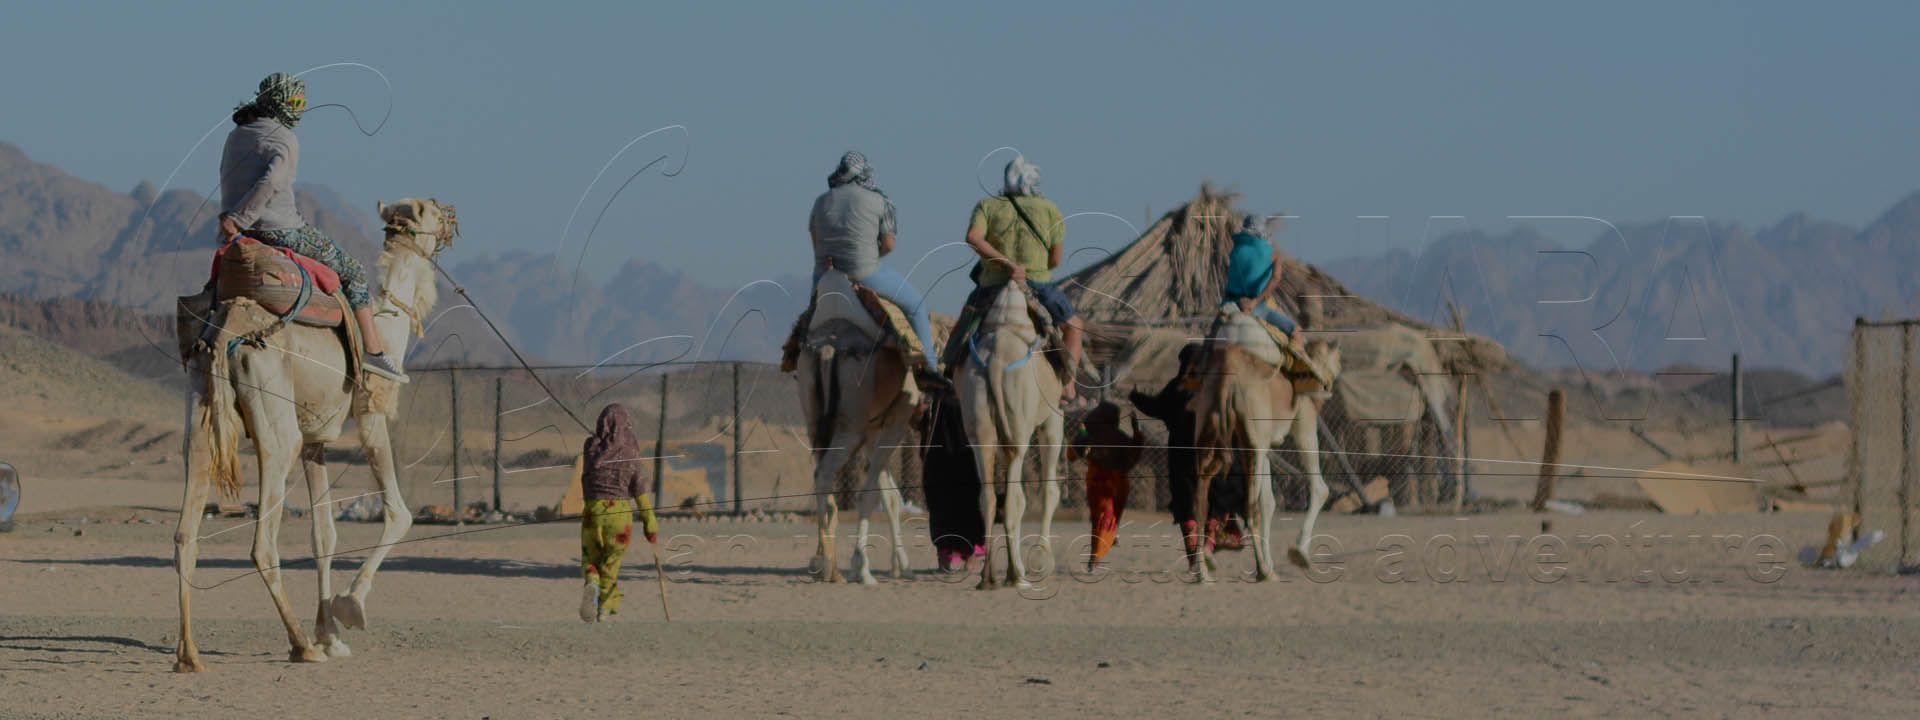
[0,141,800,368]
[3,139,1914,375]
[1319,196,1920,376]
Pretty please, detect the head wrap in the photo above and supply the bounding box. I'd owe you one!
[1003,155,1042,197]
[235,72,306,128]
[582,404,645,494]
[1238,213,1272,240]
[828,151,884,195]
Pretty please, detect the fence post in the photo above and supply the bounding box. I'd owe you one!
[732,362,743,515]
[492,376,504,514]
[1530,388,1565,512]
[1731,353,1744,464]
[450,367,464,524]
[1453,376,1470,513]
[654,372,668,510]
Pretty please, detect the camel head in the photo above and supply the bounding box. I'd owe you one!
[377,197,459,260]
[372,197,460,347]
[1309,340,1343,381]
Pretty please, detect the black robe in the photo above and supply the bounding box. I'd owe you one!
[1128,372,1246,528]
[919,391,990,557]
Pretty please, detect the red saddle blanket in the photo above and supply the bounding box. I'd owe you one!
[210,236,347,327]
[210,236,342,294]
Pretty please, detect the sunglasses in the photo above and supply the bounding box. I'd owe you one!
[286,95,306,111]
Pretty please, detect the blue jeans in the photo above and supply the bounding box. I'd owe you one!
[814,265,936,356]
[1229,297,1297,336]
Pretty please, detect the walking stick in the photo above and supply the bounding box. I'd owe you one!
[649,539,672,621]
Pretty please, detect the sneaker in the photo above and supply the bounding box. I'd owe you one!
[579,581,599,623]
[363,353,408,383]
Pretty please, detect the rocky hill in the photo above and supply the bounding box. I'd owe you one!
[1322,194,1920,376]
[0,141,800,367]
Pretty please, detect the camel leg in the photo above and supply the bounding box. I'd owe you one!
[174,394,212,673]
[335,412,412,630]
[1037,409,1065,566]
[879,468,911,580]
[852,450,883,586]
[973,443,999,590]
[1004,446,1032,589]
[1191,459,1216,584]
[811,441,849,583]
[1249,442,1278,582]
[871,423,912,580]
[246,414,325,664]
[301,443,349,657]
[1290,404,1328,569]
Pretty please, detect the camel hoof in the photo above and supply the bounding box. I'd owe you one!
[827,569,846,584]
[1253,568,1276,583]
[173,656,208,673]
[322,639,352,658]
[290,646,328,664]
[330,593,367,630]
[858,572,878,586]
[1287,546,1310,570]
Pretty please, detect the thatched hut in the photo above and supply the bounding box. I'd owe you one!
[1060,184,1511,509]
[1061,183,1509,391]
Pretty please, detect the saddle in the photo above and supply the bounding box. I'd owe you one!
[178,236,364,379]
[940,283,1067,378]
[1196,302,1330,394]
[781,269,929,373]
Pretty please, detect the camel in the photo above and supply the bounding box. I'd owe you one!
[1190,306,1342,583]
[171,198,456,672]
[793,268,914,584]
[954,282,1066,590]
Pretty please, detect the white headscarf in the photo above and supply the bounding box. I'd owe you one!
[1003,155,1042,197]
[1238,214,1271,239]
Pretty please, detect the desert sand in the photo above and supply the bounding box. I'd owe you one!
[5,477,1919,719]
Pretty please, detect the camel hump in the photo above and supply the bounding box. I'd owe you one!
[809,268,887,342]
[1210,307,1287,367]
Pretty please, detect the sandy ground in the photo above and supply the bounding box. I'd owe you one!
[5,489,1920,719]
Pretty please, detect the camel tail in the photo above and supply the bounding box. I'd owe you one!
[1192,351,1243,493]
[810,344,840,459]
[197,313,246,504]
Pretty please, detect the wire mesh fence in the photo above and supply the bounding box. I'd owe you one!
[1847,319,1920,571]
[371,343,1474,524]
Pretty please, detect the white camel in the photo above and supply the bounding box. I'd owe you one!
[954,283,1066,590]
[793,268,914,584]
[172,198,456,671]
[1190,307,1342,583]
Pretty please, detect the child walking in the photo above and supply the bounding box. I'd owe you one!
[575,404,659,623]
[1067,402,1145,571]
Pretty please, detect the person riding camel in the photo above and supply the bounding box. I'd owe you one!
[785,151,945,389]
[217,72,405,382]
[1223,213,1300,341]
[947,155,1086,403]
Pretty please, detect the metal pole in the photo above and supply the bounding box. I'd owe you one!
[654,372,668,510]
[1731,353,1744,464]
[492,376,504,514]
[732,362,743,515]
[450,367,463,523]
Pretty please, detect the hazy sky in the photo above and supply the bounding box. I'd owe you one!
[5,1,1918,310]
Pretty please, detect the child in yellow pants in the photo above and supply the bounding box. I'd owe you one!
[575,405,660,622]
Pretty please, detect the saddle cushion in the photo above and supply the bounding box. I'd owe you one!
[1211,305,1331,391]
[853,284,928,364]
[212,236,346,327]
